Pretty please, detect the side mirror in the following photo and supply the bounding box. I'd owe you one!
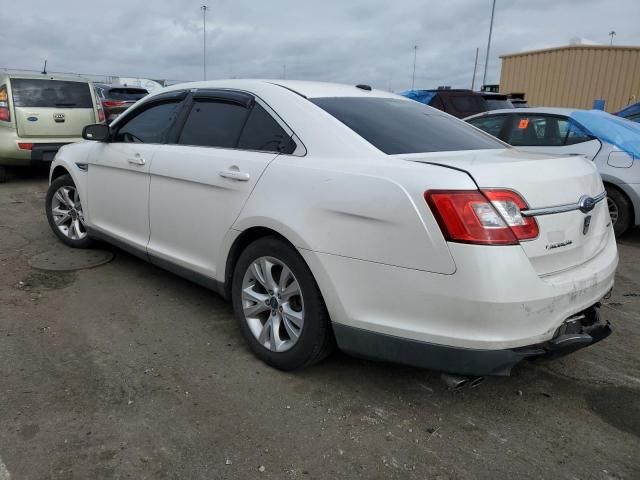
[82,124,110,142]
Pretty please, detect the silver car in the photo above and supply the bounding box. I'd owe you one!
[466,107,640,236]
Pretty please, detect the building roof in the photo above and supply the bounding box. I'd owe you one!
[500,44,640,59]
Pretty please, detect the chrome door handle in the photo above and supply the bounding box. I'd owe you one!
[219,169,250,181]
[127,156,145,165]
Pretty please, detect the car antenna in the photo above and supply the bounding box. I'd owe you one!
[41,60,48,75]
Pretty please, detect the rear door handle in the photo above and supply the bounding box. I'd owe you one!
[219,169,250,181]
[127,155,145,166]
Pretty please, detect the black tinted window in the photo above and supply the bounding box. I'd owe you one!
[238,103,294,153]
[449,95,486,113]
[115,101,181,143]
[508,115,567,147]
[311,97,504,155]
[468,115,508,139]
[11,79,93,108]
[178,101,247,148]
[107,88,148,101]
[485,99,513,110]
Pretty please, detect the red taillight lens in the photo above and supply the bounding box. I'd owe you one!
[98,107,105,123]
[102,100,127,108]
[0,85,10,122]
[425,189,538,246]
[18,143,34,151]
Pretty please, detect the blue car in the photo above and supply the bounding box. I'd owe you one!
[616,102,640,123]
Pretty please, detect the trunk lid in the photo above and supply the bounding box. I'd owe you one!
[403,148,611,276]
[10,78,96,138]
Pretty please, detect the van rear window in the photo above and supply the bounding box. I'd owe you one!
[11,79,93,108]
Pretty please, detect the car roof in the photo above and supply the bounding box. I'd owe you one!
[465,106,580,120]
[160,79,401,100]
[0,69,91,83]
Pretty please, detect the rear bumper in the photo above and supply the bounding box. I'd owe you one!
[0,128,81,166]
[333,304,612,376]
[30,143,70,163]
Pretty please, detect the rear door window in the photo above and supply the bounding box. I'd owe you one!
[177,100,248,148]
[558,118,593,145]
[311,97,504,154]
[11,79,93,108]
[238,103,294,153]
[114,101,182,143]
[467,115,509,140]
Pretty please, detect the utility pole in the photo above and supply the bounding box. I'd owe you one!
[482,0,496,87]
[471,47,479,90]
[411,45,417,90]
[201,5,208,80]
[609,30,616,46]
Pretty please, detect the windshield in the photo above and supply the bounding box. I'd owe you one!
[11,78,94,108]
[311,97,505,154]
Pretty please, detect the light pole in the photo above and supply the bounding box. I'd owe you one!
[411,45,417,90]
[201,5,208,80]
[609,30,616,46]
[471,47,479,90]
[482,0,496,88]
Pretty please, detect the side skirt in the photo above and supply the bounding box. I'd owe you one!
[86,226,226,297]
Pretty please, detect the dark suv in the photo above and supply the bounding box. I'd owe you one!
[94,84,148,122]
[401,89,489,118]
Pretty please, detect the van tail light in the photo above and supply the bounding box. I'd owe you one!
[425,189,538,246]
[18,143,34,151]
[0,85,10,122]
[102,100,127,108]
[97,103,105,123]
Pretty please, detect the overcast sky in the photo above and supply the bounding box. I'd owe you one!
[1,0,639,91]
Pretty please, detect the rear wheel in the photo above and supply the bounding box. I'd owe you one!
[231,236,333,370]
[45,174,93,248]
[605,186,632,237]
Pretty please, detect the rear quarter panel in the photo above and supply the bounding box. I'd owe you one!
[231,155,478,276]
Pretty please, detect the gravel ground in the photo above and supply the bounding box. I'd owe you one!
[0,174,639,480]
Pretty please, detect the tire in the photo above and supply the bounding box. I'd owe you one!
[605,186,632,237]
[231,236,334,370]
[45,174,93,248]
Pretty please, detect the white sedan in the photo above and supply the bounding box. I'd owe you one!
[46,80,617,378]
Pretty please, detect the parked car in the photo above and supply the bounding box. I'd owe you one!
[46,80,617,378]
[0,71,104,182]
[401,89,488,118]
[94,83,148,123]
[482,92,514,110]
[466,107,640,236]
[508,93,529,108]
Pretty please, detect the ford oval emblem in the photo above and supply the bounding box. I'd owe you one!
[27,116,38,122]
[578,195,596,213]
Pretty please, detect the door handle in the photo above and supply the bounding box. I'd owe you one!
[127,155,146,166]
[219,169,250,181]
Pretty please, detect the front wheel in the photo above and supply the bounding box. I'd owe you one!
[231,236,333,370]
[45,174,93,248]
[605,186,632,237]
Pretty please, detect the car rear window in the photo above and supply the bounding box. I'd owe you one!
[107,88,148,101]
[449,95,486,113]
[310,97,504,155]
[11,79,93,108]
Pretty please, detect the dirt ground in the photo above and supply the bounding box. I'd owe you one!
[1,174,639,480]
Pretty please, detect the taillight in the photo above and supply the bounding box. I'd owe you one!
[97,105,105,123]
[0,85,10,122]
[18,143,33,151]
[425,189,538,246]
[482,189,539,241]
[102,100,127,108]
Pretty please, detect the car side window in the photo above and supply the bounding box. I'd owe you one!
[238,103,295,153]
[507,115,565,147]
[177,100,248,148]
[468,115,508,140]
[114,101,182,143]
[559,118,593,145]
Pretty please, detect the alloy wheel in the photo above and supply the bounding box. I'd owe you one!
[241,256,304,353]
[51,185,87,240]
